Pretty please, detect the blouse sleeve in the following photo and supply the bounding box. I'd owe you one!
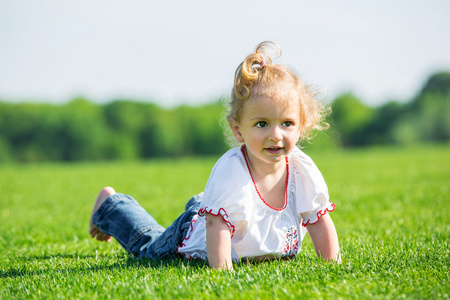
[198,148,251,238]
[291,148,336,227]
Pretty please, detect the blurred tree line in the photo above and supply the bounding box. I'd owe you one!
[0,100,228,162]
[329,72,450,147]
[0,72,449,163]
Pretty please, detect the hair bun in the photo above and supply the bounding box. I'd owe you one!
[254,41,281,65]
[234,41,282,100]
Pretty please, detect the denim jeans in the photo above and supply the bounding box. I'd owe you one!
[92,193,202,259]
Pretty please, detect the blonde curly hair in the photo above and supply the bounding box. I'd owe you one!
[227,41,329,142]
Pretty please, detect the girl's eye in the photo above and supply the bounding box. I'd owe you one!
[256,121,267,128]
[283,121,293,127]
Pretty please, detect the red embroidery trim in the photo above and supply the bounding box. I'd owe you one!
[301,203,336,227]
[198,207,235,237]
[177,218,198,258]
[177,206,236,259]
[241,146,289,211]
[282,226,299,257]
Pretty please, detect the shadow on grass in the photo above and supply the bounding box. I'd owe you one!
[1,253,208,279]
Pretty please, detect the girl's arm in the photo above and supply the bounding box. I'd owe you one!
[305,213,341,263]
[205,213,233,270]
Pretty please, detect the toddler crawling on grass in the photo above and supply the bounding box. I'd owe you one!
[90,41,340,270]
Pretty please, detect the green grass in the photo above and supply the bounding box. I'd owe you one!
[1,145,449,299]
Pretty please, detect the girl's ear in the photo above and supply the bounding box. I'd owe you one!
[229,119,244,143]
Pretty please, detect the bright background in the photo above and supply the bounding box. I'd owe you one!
[1,0,449,107]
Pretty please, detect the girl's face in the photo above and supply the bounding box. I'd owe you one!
[230,95,301,170]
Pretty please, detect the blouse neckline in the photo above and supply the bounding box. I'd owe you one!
[240,146,289,211]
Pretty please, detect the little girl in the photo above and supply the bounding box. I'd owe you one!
[89,41,340,270]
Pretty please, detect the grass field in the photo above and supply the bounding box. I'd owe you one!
[1,144,449,299]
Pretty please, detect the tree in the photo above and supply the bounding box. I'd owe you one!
[365,101,403,144]
[393,72,450,143]
[331,93,375,146]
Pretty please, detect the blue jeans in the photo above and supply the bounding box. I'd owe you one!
[92,193,202,259]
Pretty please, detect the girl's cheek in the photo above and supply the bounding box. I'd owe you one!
[285,130,298,137]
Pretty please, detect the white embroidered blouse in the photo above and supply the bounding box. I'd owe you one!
[177,146,335,262]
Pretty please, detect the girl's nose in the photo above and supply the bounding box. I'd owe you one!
[268,126,282,141]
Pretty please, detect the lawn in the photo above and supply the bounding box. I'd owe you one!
[1,144,449,299]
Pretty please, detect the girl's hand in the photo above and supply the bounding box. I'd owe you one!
[205,213,234,270]
[305,213,341,263]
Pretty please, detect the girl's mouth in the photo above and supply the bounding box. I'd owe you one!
[265,147,283,154]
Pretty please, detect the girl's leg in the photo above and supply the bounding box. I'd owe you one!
[90,187,166,258]
[143,193,203,259]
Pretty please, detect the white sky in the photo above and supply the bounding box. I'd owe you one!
[1,0,449,107]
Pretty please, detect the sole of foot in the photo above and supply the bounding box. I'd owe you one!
[89,187,116,242]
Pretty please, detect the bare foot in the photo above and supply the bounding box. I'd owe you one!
[89,187,116,242]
